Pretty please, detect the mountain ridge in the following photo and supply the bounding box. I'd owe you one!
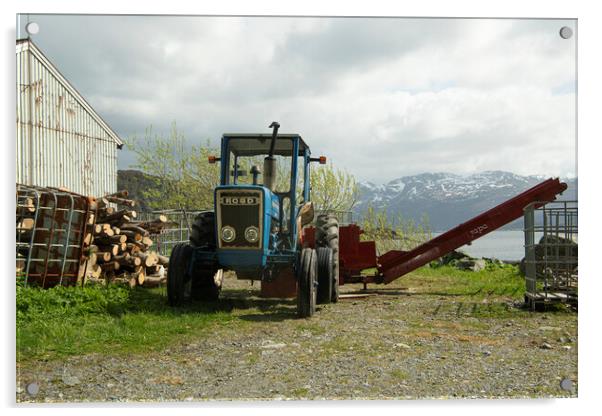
[354,171,576,231]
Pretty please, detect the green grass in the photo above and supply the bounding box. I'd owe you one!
[404,263,525,299]
[390,369,409,381]
[16,284,236,362]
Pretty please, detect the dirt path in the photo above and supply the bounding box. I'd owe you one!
[17,277,577,402]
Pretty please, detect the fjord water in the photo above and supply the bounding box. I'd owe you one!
[434,230,529,262]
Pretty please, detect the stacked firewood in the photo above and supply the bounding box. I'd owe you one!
[80,190,170,288]
[16,196,37,274]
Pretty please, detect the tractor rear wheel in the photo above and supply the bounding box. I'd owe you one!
[316,214,339,303]
[167,243,193,306]
[297,248,317,318]
[189,211,221,301]
[316,247,333,304]
[190,211,216,249]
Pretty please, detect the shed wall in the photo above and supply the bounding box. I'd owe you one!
[16,45,118,197]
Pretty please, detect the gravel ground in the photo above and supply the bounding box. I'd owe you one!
[16,275,577,402]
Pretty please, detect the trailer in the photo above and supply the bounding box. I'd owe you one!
[302,178,568,289]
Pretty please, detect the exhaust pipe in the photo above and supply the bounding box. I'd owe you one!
[264,121,280,191]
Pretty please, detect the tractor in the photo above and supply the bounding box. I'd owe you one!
[167,122,339,318]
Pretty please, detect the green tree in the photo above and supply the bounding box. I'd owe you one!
[127,123,219,210]
[360,204,432,255]
[310,163,359,212]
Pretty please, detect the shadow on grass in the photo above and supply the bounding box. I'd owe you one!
[124,287,298,322]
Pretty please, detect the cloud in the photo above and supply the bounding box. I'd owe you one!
[22,15,576,182]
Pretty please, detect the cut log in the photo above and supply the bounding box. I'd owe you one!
[156,254,169,266]
[86,196,98,212]
[20,197,36,213]
[145,264,165,278]
[100,261,120,271]
[94,244,118,256]
[137,215,170,233]
[120,224,150,237]
[106,196,136,208]
[96,251,113,263]
[126,243,141,253]
[84,244,99,256]
[94,234,127,245]
[16,258,27,274]
[121,230,142,242]
[17,218,35,230]
[104,190,129,199]
[98,209,133,225]
[101,228,115,238]
[88,263,102,279]
[142,275,166,288]
[98,206,115,217]
[141,236,154,247]
[83,232,93,246]
[87,252,98,266]
[112,226,121,235]
[134,251,157,268]
[113,253,131,266]
[135,266,146,285]
[96,197,110,209]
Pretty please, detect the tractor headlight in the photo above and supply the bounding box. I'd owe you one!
[244,226,259,243]
[221,226,236,243]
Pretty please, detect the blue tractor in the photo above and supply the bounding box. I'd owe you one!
[167,122,339,318]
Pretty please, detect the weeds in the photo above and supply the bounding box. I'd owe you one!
[16,284,234,362]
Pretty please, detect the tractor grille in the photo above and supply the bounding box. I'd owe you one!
[216,189,262,249]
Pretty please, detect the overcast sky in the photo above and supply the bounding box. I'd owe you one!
[18,15,576,183]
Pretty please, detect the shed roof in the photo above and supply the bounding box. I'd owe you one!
[16,38,123,147]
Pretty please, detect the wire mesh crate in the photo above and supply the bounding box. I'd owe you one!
[523,200,578,309]
[16,184,95,288]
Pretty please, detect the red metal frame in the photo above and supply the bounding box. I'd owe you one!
[304,178,567,287]
[377,178,567,283]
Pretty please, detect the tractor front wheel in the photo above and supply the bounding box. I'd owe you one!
[297,248,317,318]
[167,243,193,306]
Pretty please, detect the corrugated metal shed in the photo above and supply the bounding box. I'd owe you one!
[16,38,122,197]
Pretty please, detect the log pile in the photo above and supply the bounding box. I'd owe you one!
[16,196,37,275]
[79,190,170,288]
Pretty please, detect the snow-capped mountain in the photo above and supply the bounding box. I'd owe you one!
[354,171,577,231]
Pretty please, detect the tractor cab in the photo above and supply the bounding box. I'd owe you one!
[215,130,312,252]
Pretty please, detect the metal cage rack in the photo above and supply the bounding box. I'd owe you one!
[16,184,94,288]
[523,200,578,309]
